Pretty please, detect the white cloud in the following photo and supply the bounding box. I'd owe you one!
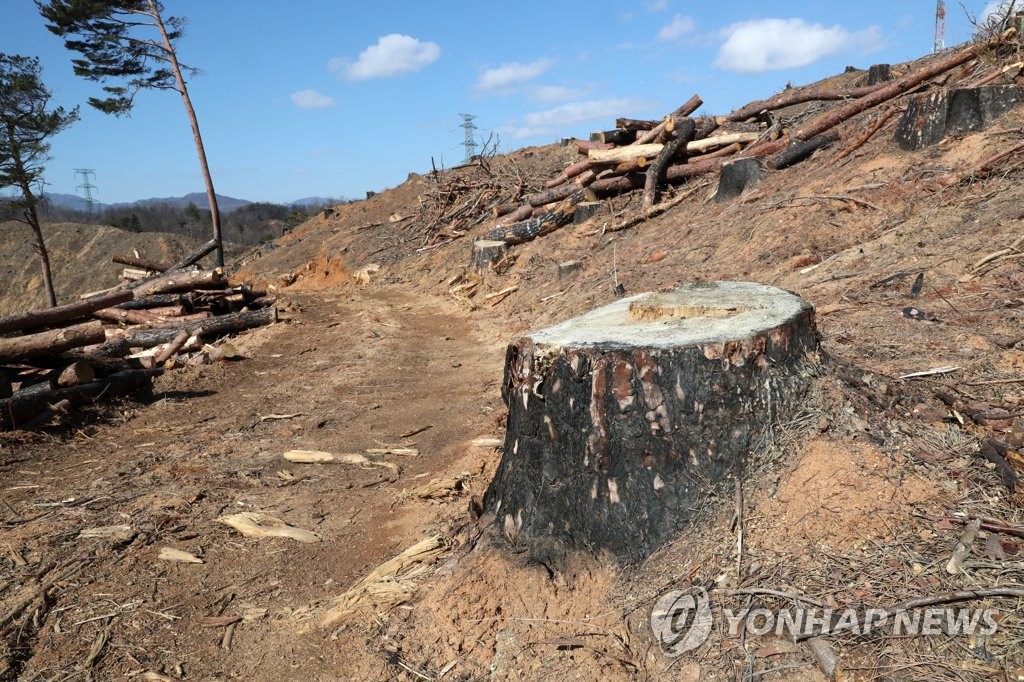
[657,14,696,41]
[647,0,668,11]
[502,97,647,139]
[475,58,554,94]
[527,84,587,103]
[290,89,335,109]
[715,18,882,73]
[329,34,441,81]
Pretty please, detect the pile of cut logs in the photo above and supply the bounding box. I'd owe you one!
[0,239,277,430]
[471,26,1022,264]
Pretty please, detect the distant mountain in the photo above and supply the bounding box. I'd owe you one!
[289,196,334,208]
[42,192,100,211]
[110,192,252,212]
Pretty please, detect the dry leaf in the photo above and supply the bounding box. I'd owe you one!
[218,512,320,543]
[158,547,203,564]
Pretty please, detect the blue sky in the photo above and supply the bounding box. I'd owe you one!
[0,1,1006,204]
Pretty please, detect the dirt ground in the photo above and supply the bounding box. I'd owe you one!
[4,58,1024,681]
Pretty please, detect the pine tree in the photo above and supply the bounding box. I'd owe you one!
[0,53,79,307]
[38,0,225,266]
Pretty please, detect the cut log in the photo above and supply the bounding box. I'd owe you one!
[524,183,584,208]
[716,158,765,202]
[575,140,613,154]
[154,330,191,366]
[615,118,660,131]
[893,85,1024,150]
[589,134,759,165]
[790,37,1000,142]
[545,159,593,188]
[93,307,168,326]
[484,194,583,245]
[591,129,636,145]
[89,307,277,357]
[643,119,696,209]
[120,267,151,281]
[687,142,743,163]
[57,361,95,388]
[483,282,819,562]
[868,63,894,85]
[492,202,520,218]
[115,293,193,311]
[635,94,703,145]
[0,289,133,336]
[112,254,171,272]
[694,116,721,140]
[492,204,533,229]
[726,83,885,122]
[131,269,225,298]
[767,131,840,170]
[145,305,188,318]
[0,369,158,430]
[612,157,648,174]
[0,321,106,363]
[471,240,509,272]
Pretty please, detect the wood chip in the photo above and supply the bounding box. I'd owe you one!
[78,524,135,543]
[196,614,242,628]
[217,512,320,543]
[283,449,335,463]
[283,450,400,474]
[158,547,204,564]
[470,437,503,448]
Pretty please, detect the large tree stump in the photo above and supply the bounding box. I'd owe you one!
[894,86,1024,150]
[484,282,819,562]
[716,158,765,202]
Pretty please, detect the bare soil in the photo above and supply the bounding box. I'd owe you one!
[4,71,1024,681]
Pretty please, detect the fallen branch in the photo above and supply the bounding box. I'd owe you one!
[0,289,133,336]
[768,194,884,212]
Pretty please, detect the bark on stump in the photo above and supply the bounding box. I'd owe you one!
[894,86,1024,150]
[484,282,819,563]
[716,158,765,202]
[471,240,509,272]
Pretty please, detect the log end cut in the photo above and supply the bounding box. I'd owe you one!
[484,282,820,563]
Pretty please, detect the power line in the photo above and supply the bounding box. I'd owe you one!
[74,168,98,218]
[458,114,478,163]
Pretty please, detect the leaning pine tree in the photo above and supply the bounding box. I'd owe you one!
[0,53,79,307]
[38,0,225,266]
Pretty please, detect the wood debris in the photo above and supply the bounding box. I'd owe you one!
[157,547,204,564]
[217,512,320,543]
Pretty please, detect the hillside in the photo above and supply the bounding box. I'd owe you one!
[3,33,1024,682]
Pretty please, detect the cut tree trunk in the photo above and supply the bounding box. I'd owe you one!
[131,269,225,298]
[89,306,276,357]
[471,240,509,272]
[57,361,96,388]
[635,95,703,145]
[93,307,168,326]
[0,369,157,430]
[893,85,1024,150]
[591,129,636,145]
[868,64,894,85]
[726,83,885,122]
[615,118,660,131]
[716,158,765,202]
[767,131,840,170]
[575,140,613,154]
[483,282,819,562]
[573,202,603,223]
[0,321,106,363]
[643,119,696,209]
[0,289,133,335]
[588,133,759,165]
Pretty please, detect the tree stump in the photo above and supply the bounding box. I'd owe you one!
[471,240,508,272]
[484,282,820,563]
[716,158,764,202]
[867,64,893,85]
[894,86,1024,150]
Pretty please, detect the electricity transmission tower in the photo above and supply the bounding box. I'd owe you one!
[458,114,478,163]
[934,0,946,52]
[74,168,98,218]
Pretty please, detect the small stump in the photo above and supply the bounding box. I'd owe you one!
[484,282,819,562]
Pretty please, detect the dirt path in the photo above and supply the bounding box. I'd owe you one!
[1,287,506,680]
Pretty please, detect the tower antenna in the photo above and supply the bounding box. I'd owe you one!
[934,0,946,52]
[74,168,98,219]
[458,114,478,163]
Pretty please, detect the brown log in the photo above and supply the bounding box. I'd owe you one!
[592,129,636,145]
[694,116,721,140]
[575,140,613,154]
[643,119,696,210]
[93,308,167,326]
[635,94,703,145]
[154,330,191,366]
[112,254,171,272]
[524,183,583,208]
[0,322,106,363]
[145,305,187,318]
[492,202,520,218]
[544,158,594,189]
[615,118,660,131]
[484,193,583,245]
[767,131,840,170]
[120,267,151,281]
[790,38,996,142]
[492,204,533,228]
[575,169,597,186]
[0,369,158,430]
[90,307,276,357]
[613,157,648,174]
[687,142,743,163]
[590,134,759,165]
[114,293,193,311]
[57,361,96,388]
[131,269,225,298]
[726,83,886,122]
[830,106,901,164]
[0,289,133,336]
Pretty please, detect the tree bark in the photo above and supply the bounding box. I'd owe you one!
[483,282,818,562]
[89,306,276,357]
[112,254,170,272]
[0,321,106,363]
[615,118,660,131]
[0,289,133,335]
[93,307,168,326]
[471,240,509,272]
[789,39,992,142]
[148,0,223,267]
[726,83,885,122]
[716,158,765,202]
[484,194,582,245]
[0,369,157,430]
[643,119,696,209]
[767,131,840,170]
[131,268,225,297]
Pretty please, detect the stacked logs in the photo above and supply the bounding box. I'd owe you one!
[469,27,1021,263]
[0,239,277,430]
